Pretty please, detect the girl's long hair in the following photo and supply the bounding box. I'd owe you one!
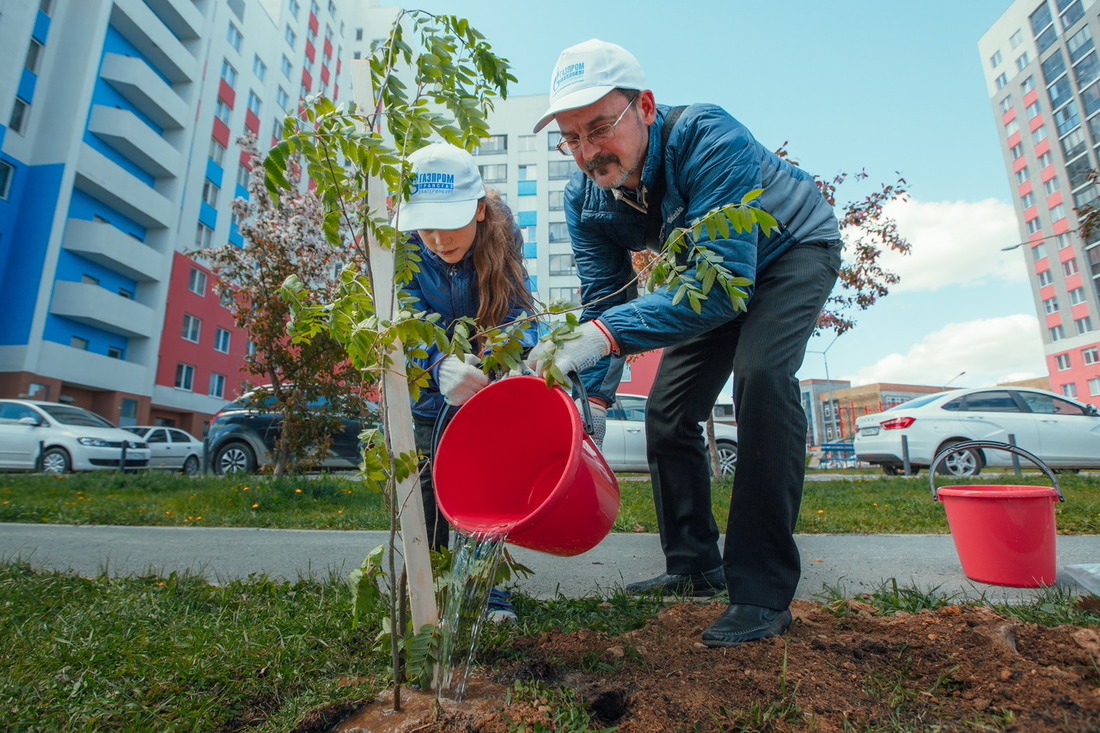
[472,188,533,345]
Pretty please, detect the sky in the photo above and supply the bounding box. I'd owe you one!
[381,0,1044,391]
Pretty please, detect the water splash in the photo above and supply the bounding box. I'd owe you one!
[435,532,506,700]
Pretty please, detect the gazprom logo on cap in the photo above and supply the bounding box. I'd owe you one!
[411,171,455,195]
[553,61,585,92]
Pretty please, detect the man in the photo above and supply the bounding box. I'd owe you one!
[526,39,842,648]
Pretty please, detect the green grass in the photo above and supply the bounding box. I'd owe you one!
[4,469,1097,534]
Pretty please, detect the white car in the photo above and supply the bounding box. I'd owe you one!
[601,393,739,475]
[124,426,204,475]
[854,386,1100,477]
[0,399,150,474]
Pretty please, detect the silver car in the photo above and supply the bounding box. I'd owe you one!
[601,393,739,475]
[124,426,205,475]
[854,386,1100,476]
[0,399,150,474]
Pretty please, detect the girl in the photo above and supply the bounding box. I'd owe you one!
[400,143,536,618]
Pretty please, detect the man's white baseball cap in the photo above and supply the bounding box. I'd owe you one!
[399,142,486,232]
[532,39,645,133]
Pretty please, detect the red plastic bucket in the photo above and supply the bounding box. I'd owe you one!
[931,441,1063,588]
[432,376,620,556]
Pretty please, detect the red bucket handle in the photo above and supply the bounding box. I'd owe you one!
[928,440,1064,502]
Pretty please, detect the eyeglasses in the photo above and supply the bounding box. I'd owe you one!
[555,97,638,156]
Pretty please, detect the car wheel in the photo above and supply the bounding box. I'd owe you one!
[715,440,738,476]
[182,455,200,476]
[40,447,72,475]
[214,442,256,474]
[936,441,982,477]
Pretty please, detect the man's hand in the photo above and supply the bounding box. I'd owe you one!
[576,397,608,448]
[438,354,489,405]
[526,321,612,382]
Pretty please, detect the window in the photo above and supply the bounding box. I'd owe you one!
[289,0,299,16]
[549,161,574,180]
[548,190,565,211]
[1011,29,1023,48]
[1032,241,1047,259]
[548,287,578,304]
[1075,315,1093,333]
[276,86,289,109]
[1044,295,1060,313]
[1066,154,1091,187]
[1069,286,1086,304]
[70,336,89,350]
[1000,96,1013,114]
[1068,25,1093,61]
[1022,191,1037,209]
[1050,203,1066,220]
[227,23,242,51]
[548,222,569,242]
[1083,346,1100,364]
[271,117,281,140]
[118,287,133,300]
[1044,177,1061,194]
[1021,75,1036,92]
[995,72,1008,89]
[253,55,266,80]
[1074,52,1100,87]
[175,363,195,391]
[247,91,261,116]
[214,327,231,353]
[1042,49,1067,85]
[549,254,576,275]
[1027,217,1042,234]
[188,267,207,295]
[1026,101,1041,118]
[1054,100,1079,135]
[1061,127,1085,158]
[1056,353,1071,369]
[221,59,237,87]
[1062,382,1079,398]
[201,179,219,207]
[1049,324,1066,341]
[285,26,297,48]
[182,314,201,343]
[9,98,29,133]
[209,137,226,166]
[107,346,124,360]
[518,135,538,152]
[1064,257,1079,275]
[1048,75,1072,108]
[281,54,292,77]
[39,0,53,13]
[24,39,42,74]
[1039,269,1054,286]
[355,27,363,40]
[1011,143,1025,159]
[194,223,213,249]
[236,164,250,188]
[1062,0,1085,28]
[479,164,506,183]
[1089,377,1100,396]
[476,135,507,154]
[209,373,226,398]
[215,99,231,123]
[519,224,535,243]
[519,164,537,180]
[0,161,13,200]
[990,50,1003,67]
[1017,51,1031,70]
[1083,81,1100,116]
[1016,166,1031,184]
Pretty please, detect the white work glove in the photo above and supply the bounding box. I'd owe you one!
[576,398,607,449]
[526,321,612,382]
[438,354,489,406]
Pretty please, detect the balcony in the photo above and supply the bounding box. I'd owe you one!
[74,143,174,230]
[100,53,188,130]
[38,341,148,394]
[140,0,202,41]
[62,219,163,282]
[50,281,156,339]
[88,105,182,179]
[109,0,197,84]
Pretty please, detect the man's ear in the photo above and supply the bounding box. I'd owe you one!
[637,90,658,126]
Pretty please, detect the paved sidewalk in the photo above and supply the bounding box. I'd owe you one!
[1,523,1095,603]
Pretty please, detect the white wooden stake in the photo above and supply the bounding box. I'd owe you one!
[350,60,439,638]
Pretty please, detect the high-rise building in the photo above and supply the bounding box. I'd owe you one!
[0,0,352,434]
[980,0,1100,406]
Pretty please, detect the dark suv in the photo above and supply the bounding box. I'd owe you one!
[204,388,378,474]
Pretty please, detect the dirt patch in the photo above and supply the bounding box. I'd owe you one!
[330,600,1100,731]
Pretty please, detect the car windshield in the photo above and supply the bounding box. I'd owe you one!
[124,427,149,437]
[38,404,115,428]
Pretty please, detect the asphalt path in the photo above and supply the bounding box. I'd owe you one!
[1,523,1096,604]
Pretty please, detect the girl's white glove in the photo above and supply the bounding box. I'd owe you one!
[576,398,608,449]
[438,354,489,405]
[526,321,612,381]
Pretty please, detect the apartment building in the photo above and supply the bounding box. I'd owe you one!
[980,0,1100,407]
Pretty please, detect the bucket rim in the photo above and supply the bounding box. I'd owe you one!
[936,484,1061,500]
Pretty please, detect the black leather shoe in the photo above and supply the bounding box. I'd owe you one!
[624,568,725,597]
[701,603,793,648]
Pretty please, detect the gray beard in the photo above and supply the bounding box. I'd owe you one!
[585,153,637,191]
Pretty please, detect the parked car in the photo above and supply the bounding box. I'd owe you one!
[0,399,150,474]
[602,393,739,475]
[204,388,379,474]
[123,426,204,475]
[854,386,1100,476]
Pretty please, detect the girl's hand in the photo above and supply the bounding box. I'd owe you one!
[438,354,489,405]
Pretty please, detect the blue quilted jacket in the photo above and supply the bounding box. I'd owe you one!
[565,103,841,403]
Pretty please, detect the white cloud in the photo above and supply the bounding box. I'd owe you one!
[853,198,1025,294]
[846,314,1046,388]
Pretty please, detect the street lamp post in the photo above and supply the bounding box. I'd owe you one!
[808,333,842,443]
